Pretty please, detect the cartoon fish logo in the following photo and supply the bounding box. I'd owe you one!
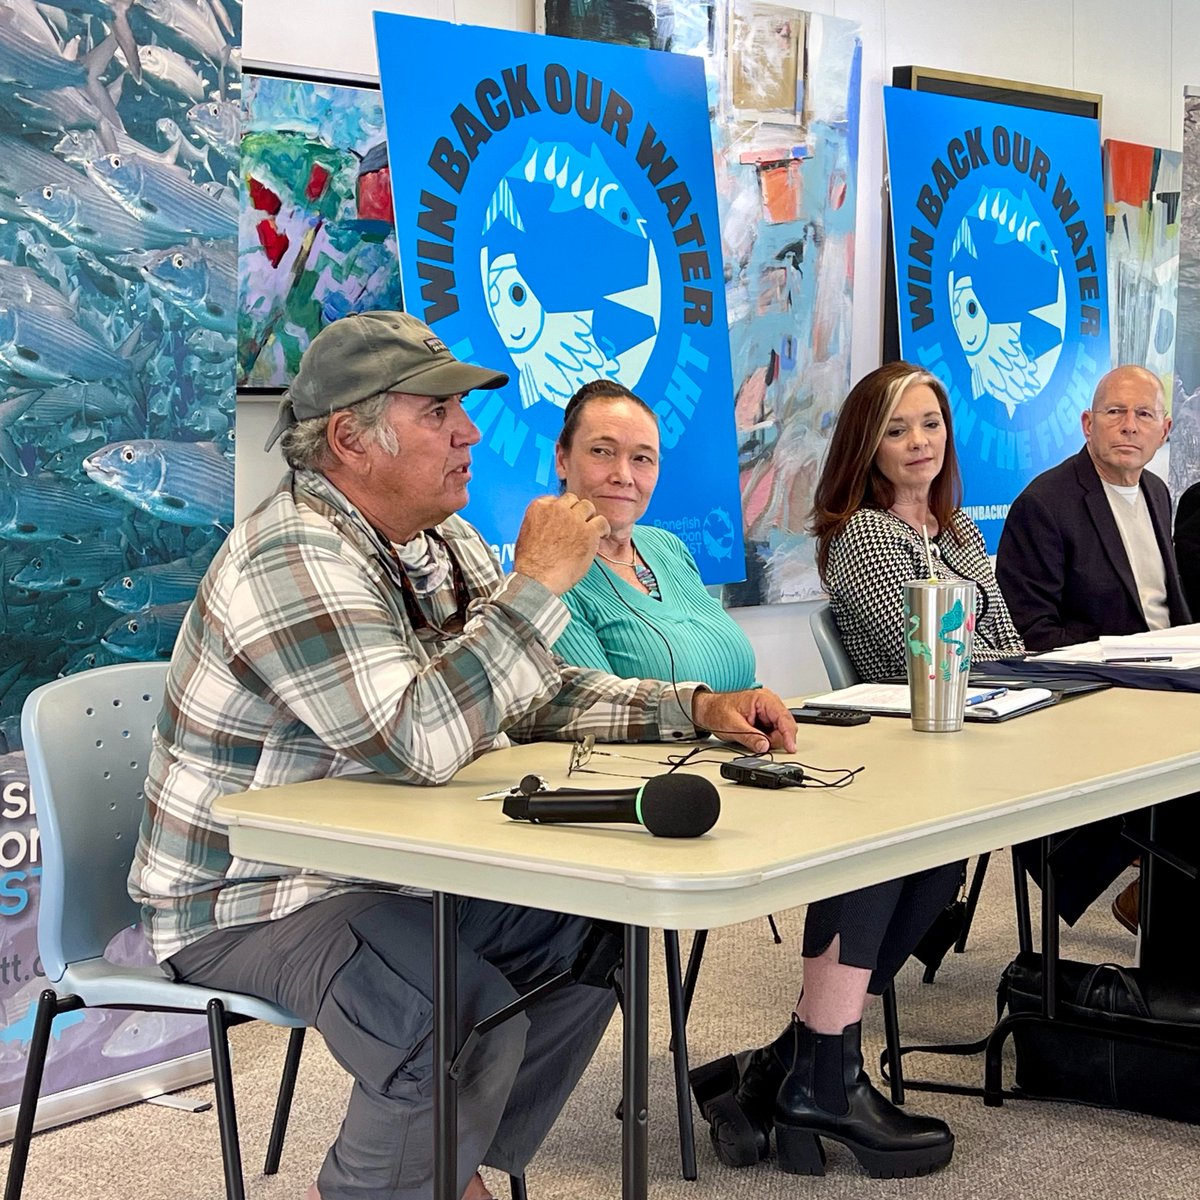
[482,249,622,410]
[485,138,648,241]
[947,185,1066,418]
[478,137,661,409]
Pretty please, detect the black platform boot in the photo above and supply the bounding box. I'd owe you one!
[773,1018,954,1179]
[689,1022,794,1167]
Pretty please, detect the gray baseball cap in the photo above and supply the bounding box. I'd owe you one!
[264,311,509,450]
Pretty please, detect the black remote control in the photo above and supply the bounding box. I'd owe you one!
[789,706,871,726]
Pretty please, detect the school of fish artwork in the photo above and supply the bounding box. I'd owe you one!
[237,73,403,388]
[479,136,661,411]
[947,185,1068,418]
[0,0,243,752]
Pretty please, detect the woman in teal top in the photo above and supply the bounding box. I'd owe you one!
[551,380,756,692]
[556,376,956,1187]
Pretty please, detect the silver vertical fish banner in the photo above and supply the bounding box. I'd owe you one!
[0,0,242,1135]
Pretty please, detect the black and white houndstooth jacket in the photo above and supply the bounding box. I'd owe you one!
[827,508,1025,682]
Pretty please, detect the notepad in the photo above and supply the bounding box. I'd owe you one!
[965,687,1055,720]
[805,683,1056,721]
[1032,628,1200,670]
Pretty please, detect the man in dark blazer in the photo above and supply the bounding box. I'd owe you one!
[1178,479,1200,616]
[997,365,1190,652]
[997,364,1191,934]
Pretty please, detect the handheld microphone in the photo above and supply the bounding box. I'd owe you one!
[502,773,720,838]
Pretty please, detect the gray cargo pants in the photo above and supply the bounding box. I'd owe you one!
[168,890,617,1200]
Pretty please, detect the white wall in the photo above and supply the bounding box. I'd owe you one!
[237,0,1200,699]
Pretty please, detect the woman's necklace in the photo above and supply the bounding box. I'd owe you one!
[597,543,637,568]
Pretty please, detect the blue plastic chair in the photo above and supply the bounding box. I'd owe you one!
[810,602,860,689]
[5,663,307,1200]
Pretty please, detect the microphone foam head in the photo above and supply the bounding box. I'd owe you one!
[639,774,720,838]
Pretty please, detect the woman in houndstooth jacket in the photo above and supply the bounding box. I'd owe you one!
[698,364,1023,1183]
[813,366,1024,681]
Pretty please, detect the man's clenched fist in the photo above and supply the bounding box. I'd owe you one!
[513,493,611,595]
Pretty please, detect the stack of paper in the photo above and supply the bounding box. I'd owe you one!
[1099,625,1200,661]
[1032,623,1200,669]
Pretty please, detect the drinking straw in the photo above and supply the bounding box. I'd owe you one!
[921,524,937,582]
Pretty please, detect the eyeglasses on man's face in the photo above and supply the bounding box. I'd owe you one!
[1094,405,1165,427]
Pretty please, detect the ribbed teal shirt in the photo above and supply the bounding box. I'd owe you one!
[553,525,758,691]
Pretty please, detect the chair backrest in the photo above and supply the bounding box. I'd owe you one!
[809,603,860,689]
[21,662,169,985]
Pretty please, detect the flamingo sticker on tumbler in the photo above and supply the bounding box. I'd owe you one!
[903,580,977,732]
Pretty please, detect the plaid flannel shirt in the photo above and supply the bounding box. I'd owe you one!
[129,471,702,961]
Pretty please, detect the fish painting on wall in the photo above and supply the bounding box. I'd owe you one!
[0,0,240,1122]
[545,1,861,604]
[0,0,242,739]
[237,70,403,389]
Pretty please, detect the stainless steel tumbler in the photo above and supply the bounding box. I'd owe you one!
[903,579,977,732]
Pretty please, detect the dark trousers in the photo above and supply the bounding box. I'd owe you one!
[1014,812,1144,926]
[1137,793,1200,984]
[169,890,617,1200]
[801,861,965,994]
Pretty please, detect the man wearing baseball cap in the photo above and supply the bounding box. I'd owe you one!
[130,311,795,1200]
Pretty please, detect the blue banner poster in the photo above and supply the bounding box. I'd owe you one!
[884,88,1111,550]
[375,15,746,581]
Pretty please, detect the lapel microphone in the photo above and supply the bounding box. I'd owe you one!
[502,773,720,837]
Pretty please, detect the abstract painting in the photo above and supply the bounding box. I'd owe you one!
[540,0,670,49]
[727,3,806,126]
[238,70,403,389]
[545,1,861,604]
[1170,93,1200,502]
[715,5,861,605]
[1103,139,1181,404]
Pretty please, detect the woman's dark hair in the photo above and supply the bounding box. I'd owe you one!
[557,379,657,455]
[809,362,962,580]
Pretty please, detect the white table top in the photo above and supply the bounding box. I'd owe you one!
[214,688,1200,930]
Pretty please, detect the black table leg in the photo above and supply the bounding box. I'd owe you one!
[434,892,458,1200]
[623,925,649,1200]
[662,930,698,1179]
[1041,837,1058,1020]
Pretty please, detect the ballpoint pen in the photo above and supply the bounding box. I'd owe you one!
[1105,655,1173,664]
[964,687,1008,707]
[477,775,549,801]
[477,787,522,801]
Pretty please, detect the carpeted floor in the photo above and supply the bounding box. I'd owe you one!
[4,860,1198,1199]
